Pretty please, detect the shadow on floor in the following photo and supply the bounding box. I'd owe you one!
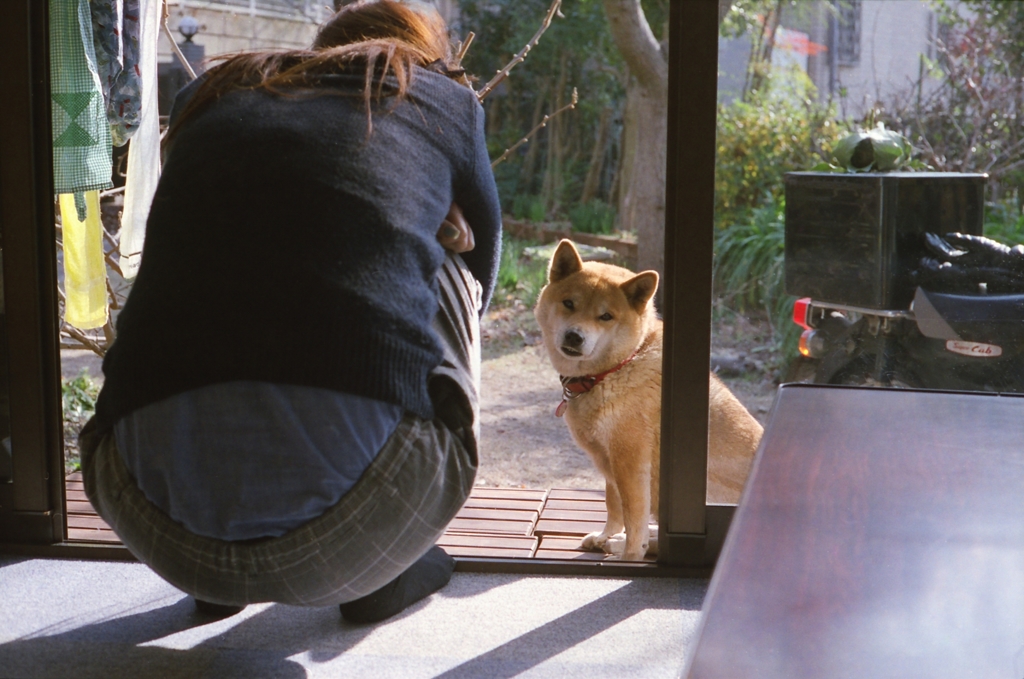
[0,595,380,678]
[434,579,704,679]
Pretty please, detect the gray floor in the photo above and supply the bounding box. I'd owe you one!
[0,556,708,679]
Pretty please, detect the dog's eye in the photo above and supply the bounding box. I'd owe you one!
[563,300,574,311]
[599,312,613,321]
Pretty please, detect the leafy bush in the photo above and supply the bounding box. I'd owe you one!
[568,200,616,235]
[62,372,99,422]
[715,69,851,215]
[62,371,100,473]
[984,199,1024,245]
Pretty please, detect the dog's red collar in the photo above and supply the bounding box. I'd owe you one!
[555,350,639,418]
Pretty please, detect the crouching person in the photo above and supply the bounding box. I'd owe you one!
[80,0,501,623]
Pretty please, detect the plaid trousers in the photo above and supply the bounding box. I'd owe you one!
[81,254,481,607]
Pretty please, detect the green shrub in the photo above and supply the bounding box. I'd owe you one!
[568,200,616,235]
[983,199,1024,245]
[715,69,851,215]
[61,371,100,473]
[62,372,99,422]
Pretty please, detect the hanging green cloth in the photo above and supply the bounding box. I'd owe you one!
[50,0,114,194]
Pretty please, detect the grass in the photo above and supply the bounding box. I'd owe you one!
[495,232,549,310]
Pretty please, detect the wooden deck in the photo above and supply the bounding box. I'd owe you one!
[64,473,654,562]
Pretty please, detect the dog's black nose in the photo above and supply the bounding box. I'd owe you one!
[563,331,584,348]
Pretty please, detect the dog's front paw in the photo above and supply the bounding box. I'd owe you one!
[581,531,610,551]
[616,548,647,562]
[602,533,626,555]
[603,533,648,561]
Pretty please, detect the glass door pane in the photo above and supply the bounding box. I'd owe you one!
[713,0,1024,423]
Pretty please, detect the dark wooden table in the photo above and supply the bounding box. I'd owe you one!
[685,384,1024,679]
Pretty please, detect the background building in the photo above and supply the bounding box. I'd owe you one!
[719,0,945,119]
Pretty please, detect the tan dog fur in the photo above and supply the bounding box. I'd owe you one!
[534,240,763,561]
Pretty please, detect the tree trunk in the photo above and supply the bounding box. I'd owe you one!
[603,0,668,277]
[580,107,612,205]
[518,88,548,194]
[542,54,570,216]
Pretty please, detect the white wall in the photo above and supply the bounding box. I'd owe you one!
[832,0,940,118]
[160,1,321,66]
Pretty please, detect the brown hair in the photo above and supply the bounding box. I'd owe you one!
[168,0,467,139]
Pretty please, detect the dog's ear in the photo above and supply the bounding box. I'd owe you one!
[620,271,659,311]
[548,239,584,283]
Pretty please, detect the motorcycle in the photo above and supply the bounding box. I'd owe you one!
[792,287,1024,391]
[783,170,1024,392]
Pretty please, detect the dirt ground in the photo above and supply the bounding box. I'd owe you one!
[476,299,783,490]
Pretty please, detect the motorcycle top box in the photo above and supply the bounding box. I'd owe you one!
[784,172,987,310]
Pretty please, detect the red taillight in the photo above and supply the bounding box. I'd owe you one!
[793,297,812,330]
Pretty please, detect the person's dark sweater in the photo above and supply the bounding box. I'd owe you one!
[94,68,502,431]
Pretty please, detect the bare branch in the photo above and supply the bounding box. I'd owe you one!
[491,88,578,168]
[455,31,475,67]
[163,0,198,81]
[477,0,563,101]
[61,324,107,357]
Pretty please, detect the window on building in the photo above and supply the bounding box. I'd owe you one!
[836,0,861,66]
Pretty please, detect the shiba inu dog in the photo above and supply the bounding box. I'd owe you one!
[534,240,763,561]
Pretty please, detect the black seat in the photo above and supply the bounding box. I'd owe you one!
[913,287,1024,343]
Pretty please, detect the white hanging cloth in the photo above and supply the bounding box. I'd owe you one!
[119,0,161,279]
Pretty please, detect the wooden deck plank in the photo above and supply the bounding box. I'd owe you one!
[437,534,537,549]
[66,528,120,544]
[67,499,97,515]
[441,545,538,558]
[546,488,606,501]
[67,514,111,531]
[469,487,548,501]
[453,507,538,522]
[445,517,536,536]
[538,508,607,522]
[462,497,545,512]
[437,533,539,558]
[533,518,608,537]
[543,498,607,511]
[66,488,89,502]
[534,536,606,561]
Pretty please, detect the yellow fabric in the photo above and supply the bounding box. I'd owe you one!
[59,191,108,329]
